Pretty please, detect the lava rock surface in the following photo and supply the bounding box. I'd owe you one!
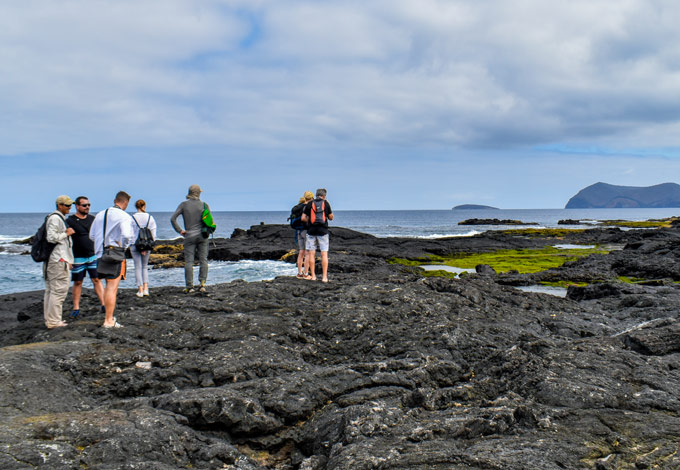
[1,225,679,469]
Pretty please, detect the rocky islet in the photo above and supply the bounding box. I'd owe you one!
[0,224,679,469]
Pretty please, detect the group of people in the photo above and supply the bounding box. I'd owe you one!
[292,188,334,283]
[42,185,212,329]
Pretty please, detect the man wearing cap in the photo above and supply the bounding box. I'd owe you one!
[171,184,212,293]
[43,195,76,328]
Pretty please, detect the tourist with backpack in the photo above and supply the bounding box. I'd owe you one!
[290,191,314,278]
[301,188,334,283]
[43,195,76,329]
[130,199,157,298]
[67,196,105,319]
[171,184,213,293]
[89,191,135,328]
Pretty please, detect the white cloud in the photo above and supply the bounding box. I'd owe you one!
[1,0,680,156]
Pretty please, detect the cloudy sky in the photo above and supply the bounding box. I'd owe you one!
[3,0,680,211]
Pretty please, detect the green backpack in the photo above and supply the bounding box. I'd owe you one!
[201,203,216,238]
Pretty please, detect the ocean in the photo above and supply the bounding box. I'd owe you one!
[1,207,678,295]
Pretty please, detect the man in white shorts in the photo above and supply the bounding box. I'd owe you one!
[302,188,334,283]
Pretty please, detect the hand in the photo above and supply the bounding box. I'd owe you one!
[180,230,186,236]
[65,228,75,236]
[141,250,148,256]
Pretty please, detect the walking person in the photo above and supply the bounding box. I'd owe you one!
[171,184,212,293]
[89,191,134,328]
[130,199,157,298]
[43,195,76,329]
[67,196,105,317]
[302,188,334,283]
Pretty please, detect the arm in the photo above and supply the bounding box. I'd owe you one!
[327,202,334,221]
[149,215,157,240]
[170,203,185,235]
[121,213,136,249]
[46,214,68,244]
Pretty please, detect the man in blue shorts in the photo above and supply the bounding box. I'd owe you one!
[302,188,334,283]
[67,196,104,317]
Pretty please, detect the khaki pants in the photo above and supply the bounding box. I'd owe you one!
[44,261,71,327]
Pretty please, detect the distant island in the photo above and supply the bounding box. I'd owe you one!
[565,182,680,209]
[452,204,499,210]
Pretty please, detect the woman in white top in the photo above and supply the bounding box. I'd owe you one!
[130,199,157,297]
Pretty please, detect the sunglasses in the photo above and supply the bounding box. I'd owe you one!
[79,203,90,207]
[61,203,72,207]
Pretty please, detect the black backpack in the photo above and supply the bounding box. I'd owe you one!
[288,202,306,230]
[30,213,61,262]
[133,214,155,251]
[310,200,327,226]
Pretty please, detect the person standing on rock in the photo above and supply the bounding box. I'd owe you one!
[294,191,314,278]
[130,199,157,298]
[89,191,135,328]
[67,196,105,318]
[171,184,211,293]
[43,195,76,329]
[301,188,334,283]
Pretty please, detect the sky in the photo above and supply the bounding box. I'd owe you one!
[2,0,680,211]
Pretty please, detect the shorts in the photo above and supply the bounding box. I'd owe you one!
[71,256,99,282]
[305,234,329,252]
[98,259,127,281]
[297,230,307,251]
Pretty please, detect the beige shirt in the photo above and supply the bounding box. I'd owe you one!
[45,211,74,264]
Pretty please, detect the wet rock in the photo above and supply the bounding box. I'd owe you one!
[1,225,680,469]
[476,264,497,275]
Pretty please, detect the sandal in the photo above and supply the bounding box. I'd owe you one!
[102,321,123,329]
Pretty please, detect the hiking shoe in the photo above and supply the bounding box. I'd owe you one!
[199,286,206,293]
[184,287,195,294]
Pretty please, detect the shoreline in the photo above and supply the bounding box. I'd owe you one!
[1,224,679,468]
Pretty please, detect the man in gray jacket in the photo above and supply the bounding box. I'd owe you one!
[171,184,211,293]
[44,195,76,328]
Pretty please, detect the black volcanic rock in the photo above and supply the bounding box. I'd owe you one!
[1,225,680,469]
[459,218,537,225]
[565,182,680,208]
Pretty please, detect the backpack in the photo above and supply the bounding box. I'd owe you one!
[310,199,327,226]
[30,213,61,262]
[201,203,216,238]
[288,202,306,230]
[133,214,155,251]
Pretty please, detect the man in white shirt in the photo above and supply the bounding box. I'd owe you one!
[89,191,134,328]
[44,195,76,328]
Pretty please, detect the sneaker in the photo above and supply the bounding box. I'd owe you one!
[143,289,149,296]
[136,291,144,298]
[184,287,195,294]
[199,281,206,293]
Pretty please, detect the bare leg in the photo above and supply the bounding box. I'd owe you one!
[92,278,105,307]
[306,250,317,280]
[321,251,329,282]
[72,280,83,310]
[297,249,306,275]
[103,277,122,326]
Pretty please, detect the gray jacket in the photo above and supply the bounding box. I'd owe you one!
[171,199,210,239]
